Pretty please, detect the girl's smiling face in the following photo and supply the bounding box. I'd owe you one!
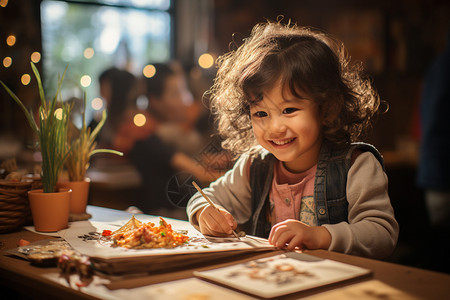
[250,82,323,173]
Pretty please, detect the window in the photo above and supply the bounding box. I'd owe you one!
[40,0,172,123]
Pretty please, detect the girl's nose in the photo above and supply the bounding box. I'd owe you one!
[268,116,287,134]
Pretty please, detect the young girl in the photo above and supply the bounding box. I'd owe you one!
[186,21,399,259]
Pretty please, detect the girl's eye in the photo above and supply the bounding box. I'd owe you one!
[283,107,299,114]
[253,111,268,118]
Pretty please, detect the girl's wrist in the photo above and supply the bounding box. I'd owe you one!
[315,226,332,250]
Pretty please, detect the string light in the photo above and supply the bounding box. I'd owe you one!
[83,48,94,59]
[3,57,12,68]
[6,35,16,46]
[133,113,146,127]
[198,53,214,69]
[80,75,91,87]
[31,52,41,63]
[143,64,156,78]
[21,74,31,85]
[91,97,104,110]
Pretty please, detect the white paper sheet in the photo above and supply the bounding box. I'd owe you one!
[57,216,273,260]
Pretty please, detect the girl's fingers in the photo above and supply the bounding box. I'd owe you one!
[285,235,304,251]
[200,217,228,236]
[268,219,292,242]
[207,210,234,234]
[199,206,234,235]
[269,224,305,249]
[268,224,288,245]
[268,222,284,243]
[274,229,296,248]
[222,210,238,230]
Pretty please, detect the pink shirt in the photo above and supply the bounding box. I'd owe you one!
[269,161,317,226]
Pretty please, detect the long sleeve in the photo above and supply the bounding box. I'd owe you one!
[322,152,399,259]
[186,153,253,230]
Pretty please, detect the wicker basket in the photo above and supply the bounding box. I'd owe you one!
[0,179,41,233]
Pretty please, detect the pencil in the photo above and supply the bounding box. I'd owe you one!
[192,181,241,240]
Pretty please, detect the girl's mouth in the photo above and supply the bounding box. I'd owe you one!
[270,137,296,146]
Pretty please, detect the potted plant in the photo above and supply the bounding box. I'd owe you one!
[0,62,72,232]
[58,94,122,214]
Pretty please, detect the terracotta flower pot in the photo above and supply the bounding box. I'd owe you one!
[28,188,71,232]
[57,178,90,214]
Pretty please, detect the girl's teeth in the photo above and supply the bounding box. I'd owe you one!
[272,138,294,145]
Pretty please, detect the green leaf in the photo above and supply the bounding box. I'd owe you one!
[89,109,107,144]
[89,149,123,157]
[30,61,47,109]
[64,91,122,181]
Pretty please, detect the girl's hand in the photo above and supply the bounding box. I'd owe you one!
[268,219,331,251]
[196,206,237,237]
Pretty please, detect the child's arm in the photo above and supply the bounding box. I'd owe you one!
[186,153,253,235]
[269,152,398,257]
[268,220,331,251]
[323,152,399,258]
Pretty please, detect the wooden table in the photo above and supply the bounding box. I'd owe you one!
[0,206,449,300]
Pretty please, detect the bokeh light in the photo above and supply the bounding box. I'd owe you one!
[21,74,31,85]
[31,52,41,63]
[6,35,16,46]
[198,53,214,69]
[143,64,156,78]
[0,0,8,8]
[3,57,12,68]
[54,108,63,120]
[83,47,94,59]
[91,97,104,110]
[80,75,92,87]
[133,113,146,127]
[136,95,149,110]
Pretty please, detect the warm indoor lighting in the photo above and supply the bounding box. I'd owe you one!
[91,97,104,110]
[6,35,16,47]
[133,113,146,127]
[31,52,41,63]
[143,64,156,78]
[83,47,94,59]
[198,53,214,69]
[80,75,92,87]
[21,74,31,85]
[3,57,12,68]
[54,108,63,120]
[0,0,8,8]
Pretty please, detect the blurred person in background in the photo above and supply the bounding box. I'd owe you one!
[89,67,137,148]
[113,62,223,219]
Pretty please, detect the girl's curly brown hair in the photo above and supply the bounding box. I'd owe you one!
[209,20,380,155]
